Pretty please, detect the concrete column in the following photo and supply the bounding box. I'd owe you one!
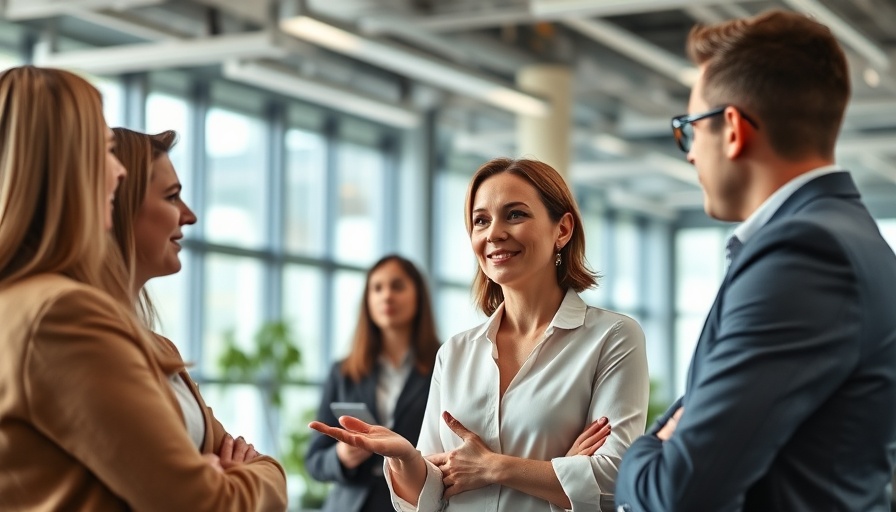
[516,64,572,177]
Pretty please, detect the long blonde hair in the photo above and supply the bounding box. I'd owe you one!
[0,66,123,302]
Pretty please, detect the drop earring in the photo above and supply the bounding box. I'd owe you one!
[555,248,562,267]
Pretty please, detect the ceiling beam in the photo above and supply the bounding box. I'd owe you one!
[33,31,289,75]
[4,0,165,20]
[222,60,420,129]
[606,187,678,220]
[782,0,890,70]
[530,0,732,18]
[564,17,697,87]
[66,9,186,41]
[279,15,550,117]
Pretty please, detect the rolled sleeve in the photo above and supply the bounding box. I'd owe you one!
[552,455,605,510]
[383,458,446,512]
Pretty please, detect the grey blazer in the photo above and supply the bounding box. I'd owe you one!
[616,172,896,511]
[307,361,432,512]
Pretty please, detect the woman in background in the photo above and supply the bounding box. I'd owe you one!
[110,127,282,476]
[0,66,286,511]
[307,254,441,512]
[311,157,647,511]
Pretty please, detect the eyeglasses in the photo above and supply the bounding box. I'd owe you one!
[671,106,758,153]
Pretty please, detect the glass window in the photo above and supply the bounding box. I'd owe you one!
[333,141,385,266]
[434,170,476,283]
[203,255,264,375]
[0,49,20,71]
[146,92,193,204]
[673,227,728,393]
[611,215,641,312]
[436,286,486,340]
[284,128,326,256]
[205,107,269,248]
[279,385,329,504]
[330,270,366,362]
[200,384,269,452]
[93,77,125,129]
[145,251,192,358]
[282,265,325,380]
[579,193,608,306]
[877,218,896,253]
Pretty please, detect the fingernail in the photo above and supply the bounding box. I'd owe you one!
[599,417,608,425]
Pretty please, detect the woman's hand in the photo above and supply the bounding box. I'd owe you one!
[336,442,374,469]
[427,411,500,500]
[309,415,417,461]
[218,434,261,469]
[202,453,224,473]
[566,417,611,456]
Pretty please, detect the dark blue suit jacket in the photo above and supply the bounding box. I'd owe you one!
[616,172,896,511]
[307,361,432,512]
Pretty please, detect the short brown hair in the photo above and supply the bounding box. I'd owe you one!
[687,9,849,160]
[111,127,178,326]
[341,255,441,382]
[464,158,598,316]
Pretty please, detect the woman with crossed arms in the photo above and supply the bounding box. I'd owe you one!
[110,126,279,472]
[312,157,649,511]
[0,66,285,511]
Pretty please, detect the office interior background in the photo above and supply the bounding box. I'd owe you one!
[3,0,896,505]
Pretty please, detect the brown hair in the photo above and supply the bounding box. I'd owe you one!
[110,128,178,327]
[464,158,597,316]
[686,9,850,160]
[0,66,128,305]
[341,255,441,382]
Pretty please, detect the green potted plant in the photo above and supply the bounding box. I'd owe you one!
[218,320,329,510]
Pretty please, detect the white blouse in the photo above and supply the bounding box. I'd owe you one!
[385,289,649,512]
[168,373,205,450]
[377,352,414,429]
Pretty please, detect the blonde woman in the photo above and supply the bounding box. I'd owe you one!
[110,127,282,477]
[0,66,286,511]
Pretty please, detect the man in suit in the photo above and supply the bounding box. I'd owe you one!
[616,9,896,512]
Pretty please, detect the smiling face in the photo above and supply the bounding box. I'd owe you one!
[133,154,196,286]
[366,259,419,333]
[104,128,126,230]
[470,172,570,291]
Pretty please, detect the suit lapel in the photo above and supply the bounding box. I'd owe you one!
[686,172,858,397]
[362,367,380,424]
[392,369,429,424]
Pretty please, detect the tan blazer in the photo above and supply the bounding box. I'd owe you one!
[0,274,287,511]
[153,333,228,456]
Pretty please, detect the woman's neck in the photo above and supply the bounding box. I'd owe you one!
[380,327,412,367]
[130,274,148,305]
[500,284,565,335]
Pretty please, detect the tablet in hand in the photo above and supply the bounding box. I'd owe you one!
[330,402,377,425]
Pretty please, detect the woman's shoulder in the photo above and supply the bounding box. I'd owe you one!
[0,273,119,321]
[580,303,645,338]
[444,318,491,345]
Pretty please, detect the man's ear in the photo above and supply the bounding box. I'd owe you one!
[724,106,753,159]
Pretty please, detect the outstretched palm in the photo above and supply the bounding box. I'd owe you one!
[310,415,416,460]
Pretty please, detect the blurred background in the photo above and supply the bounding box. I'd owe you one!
[2,0,895,507]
